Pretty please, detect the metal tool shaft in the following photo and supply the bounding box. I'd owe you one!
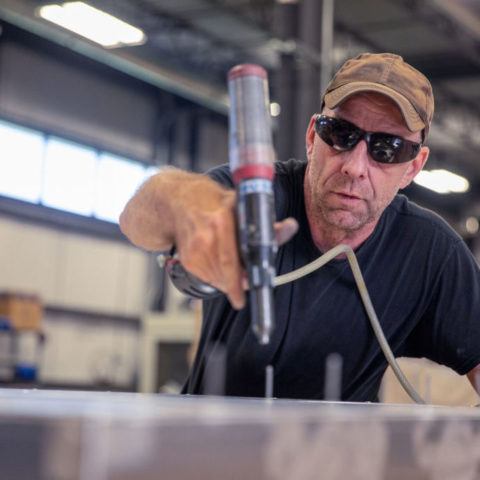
[228,64,277,344]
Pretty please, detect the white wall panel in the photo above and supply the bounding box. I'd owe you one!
[59,234,124,312]
[0,215,152,316]
[118,246,153,316]
[40,314,138,386]
[0,216,60,302]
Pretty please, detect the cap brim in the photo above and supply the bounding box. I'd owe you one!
[323,82,425,133]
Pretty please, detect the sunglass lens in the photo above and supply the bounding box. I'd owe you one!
[368,135,398,163]
[369,134,413,164]
[330,119,362,151]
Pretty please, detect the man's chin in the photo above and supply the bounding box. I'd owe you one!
[323,210,368,231]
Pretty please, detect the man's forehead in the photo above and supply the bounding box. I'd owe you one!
[333,93,406,124]
[324,92,422,141]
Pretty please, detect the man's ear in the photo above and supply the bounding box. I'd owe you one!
[305,115,317,158]
[400,146,429,189]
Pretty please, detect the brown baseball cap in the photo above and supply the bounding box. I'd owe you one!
[322,53,434,139]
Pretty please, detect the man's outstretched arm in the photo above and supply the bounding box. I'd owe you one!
[119,169,298,310]
[119,169,245,309]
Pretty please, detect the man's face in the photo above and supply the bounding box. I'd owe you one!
[305,93,429,235]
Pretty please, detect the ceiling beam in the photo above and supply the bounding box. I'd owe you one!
[0,0,230,114]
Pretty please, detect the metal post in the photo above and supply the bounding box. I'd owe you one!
[293,0,323,160]
[272,1,299,163]
[320,0,335,96]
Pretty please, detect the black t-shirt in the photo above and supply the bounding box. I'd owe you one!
[183,158,480,401]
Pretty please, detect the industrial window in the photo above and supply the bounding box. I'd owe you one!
[42,136,98,216]
[0,120,44,203]
[0,118,155,224]
[95,152,147,223]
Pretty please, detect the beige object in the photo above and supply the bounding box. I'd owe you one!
[381,357,479,406]
[0,291,43,330]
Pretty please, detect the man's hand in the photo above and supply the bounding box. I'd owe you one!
[173,187,245,309]
[119,169,298,310]
[170,187,298,310]
[275,217,299,246]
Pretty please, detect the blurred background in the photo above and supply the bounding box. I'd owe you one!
[0,0,478,402]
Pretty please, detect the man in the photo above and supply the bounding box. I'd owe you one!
[120,53,480,401]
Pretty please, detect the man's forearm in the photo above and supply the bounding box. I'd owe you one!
[119,167,246,308]
[119,170,175,251]
[119,169,233,251]
[119,167,298,309]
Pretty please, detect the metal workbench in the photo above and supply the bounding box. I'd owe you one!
[1,388,480,480]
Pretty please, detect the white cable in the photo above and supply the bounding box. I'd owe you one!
[275,244,426,404]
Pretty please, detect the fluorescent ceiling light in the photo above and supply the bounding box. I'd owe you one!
[465,216,479,235]
[36,2,146,48]
[414,169,469,194]
[270,102,281,117]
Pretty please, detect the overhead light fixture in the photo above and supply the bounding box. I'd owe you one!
[465,216,479,235]
[36,2,146,48]
[270,102,281,117]
[414,169,469,194]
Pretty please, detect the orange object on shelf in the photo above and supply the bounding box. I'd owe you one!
[0,292,43,330]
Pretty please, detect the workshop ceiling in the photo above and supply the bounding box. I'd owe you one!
[0,0,479,232]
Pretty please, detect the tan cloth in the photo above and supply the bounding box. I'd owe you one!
[380,357,479,406]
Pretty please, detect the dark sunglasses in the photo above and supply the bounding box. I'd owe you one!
[314,114,422,164]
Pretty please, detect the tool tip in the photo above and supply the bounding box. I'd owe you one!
[257,332,270,345]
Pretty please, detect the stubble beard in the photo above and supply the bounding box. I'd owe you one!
[313,179,379,233]
[316,201,374,232]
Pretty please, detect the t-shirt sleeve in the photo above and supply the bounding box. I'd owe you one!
[204,160,303,222]
[205,164,235,189]
[405,239,480,375]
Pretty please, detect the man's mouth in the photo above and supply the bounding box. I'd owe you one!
[334,191,361,200]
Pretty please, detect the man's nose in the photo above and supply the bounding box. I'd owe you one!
[340,140,369,179]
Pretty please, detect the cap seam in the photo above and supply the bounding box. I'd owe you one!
[379,55,396,84]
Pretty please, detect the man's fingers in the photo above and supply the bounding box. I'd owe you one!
[215,215,245,310]
[176,206,295,311]
[274,217,299,246]
[217,254,245,310]
[241,274,249,292]
[238,219,298,294]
